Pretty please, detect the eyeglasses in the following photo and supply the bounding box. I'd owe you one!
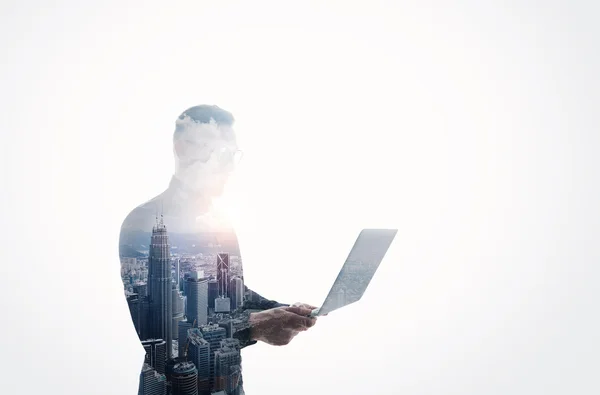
[179,140,243,166]
[215,148,244,166]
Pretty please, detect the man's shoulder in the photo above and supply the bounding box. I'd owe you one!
[121,191,168,232]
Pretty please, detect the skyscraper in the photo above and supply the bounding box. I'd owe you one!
[178,320,193,358]
[172,283,185,341]
[134,283,148,298]
[228,276,244,311]
[127,293,141,336]
[184,271,209,327]
[214,296,231,313]
[147,215,173,359]
[216,253,229,298]
[214,339,242,394]
[139,363,167,395]
[207,279,218,315]
[142,339,168,375]
[200,324,227,390]
[187,328,211,392]
[174,258,181,288]
[171,362,198,395]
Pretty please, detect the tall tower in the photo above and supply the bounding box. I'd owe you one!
[216,253,229,298]
[207,279,218,315]
[174,258,181,288]
[228,276,244,311]
[200,324,227,390]
[142,339,168,375]
[214,338,242,394]
[172,283,185,342]
[147,214,173,359]
[184,272,209,327]
[139,363,167,395]
[187,328,211,392]
[171,362,198,395]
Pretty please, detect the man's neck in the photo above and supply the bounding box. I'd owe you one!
[168,174,213,213]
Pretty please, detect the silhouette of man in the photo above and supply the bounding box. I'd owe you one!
[119,105,317,395]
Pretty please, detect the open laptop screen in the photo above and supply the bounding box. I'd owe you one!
[315,228,398,317]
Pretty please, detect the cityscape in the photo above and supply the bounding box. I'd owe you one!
[121,214,265,395]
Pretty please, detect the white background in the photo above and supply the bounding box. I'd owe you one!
[1,1,599,394]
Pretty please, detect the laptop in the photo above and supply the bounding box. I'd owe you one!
[309,228,398,317]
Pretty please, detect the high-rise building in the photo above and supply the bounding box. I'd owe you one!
[178,320,193,358]
[171,361,198,395]
[187,328,210,392]
[182,272,189,295]
[213,339,242,394]
[228,276,244,311]
[147,215,173,359]
[142,339,167,375]
[134,283,148,298]
[127,293,141,337]
[172,283,185,340]
[174,258,181,288]
[216,253,229,298]
[217,319,233,338]
[139,363,167,395]
[139,298,151,340]
[200,324,227,389]
[214,296,231,313]
[207,279,218,315]
[165,357,184,384]
[184,271,208,327]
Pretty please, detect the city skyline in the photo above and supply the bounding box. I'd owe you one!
[124,213,256,395]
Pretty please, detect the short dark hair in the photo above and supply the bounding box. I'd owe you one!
[176,105,235,127]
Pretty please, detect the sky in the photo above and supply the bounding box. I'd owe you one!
[1,1,599,394]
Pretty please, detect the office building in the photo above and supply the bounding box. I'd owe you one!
[200,324,226,389]
[207,279,218,315]
[217,319,233,338]
[187,328,210,392]
[171,361,198,395]
[139,363,166,395]
[228,276,244,311]
[178,320,193,358]
[133,283,147,298]
[142,339,167,375]
[214,296,231,313]
[127,293,141,337]
[172,283,185,340]
[184,271,208,326]
[174,258,181,288]
[216,253,229,297]
[147,215,173,359]
[213,339,242,394]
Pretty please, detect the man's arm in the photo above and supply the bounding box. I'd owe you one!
[233,305,317,347]
[232,286,319,348]
[241,285,289,310]
[231,285,288,349]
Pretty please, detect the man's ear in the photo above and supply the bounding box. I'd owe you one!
[173,139,185,158]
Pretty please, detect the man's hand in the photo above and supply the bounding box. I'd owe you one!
[292,302,328,316]
[291,302,318,311]
[249,304,318,346]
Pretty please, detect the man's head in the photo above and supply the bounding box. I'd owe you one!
[172,105,241,195]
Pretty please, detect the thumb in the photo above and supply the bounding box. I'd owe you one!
[283,305,314,317]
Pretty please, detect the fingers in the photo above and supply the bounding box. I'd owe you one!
[285,311,317,329]
[292,302,319,310]
[283,305,314,317]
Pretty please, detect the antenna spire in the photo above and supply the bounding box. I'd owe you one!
[160,200,164,225]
